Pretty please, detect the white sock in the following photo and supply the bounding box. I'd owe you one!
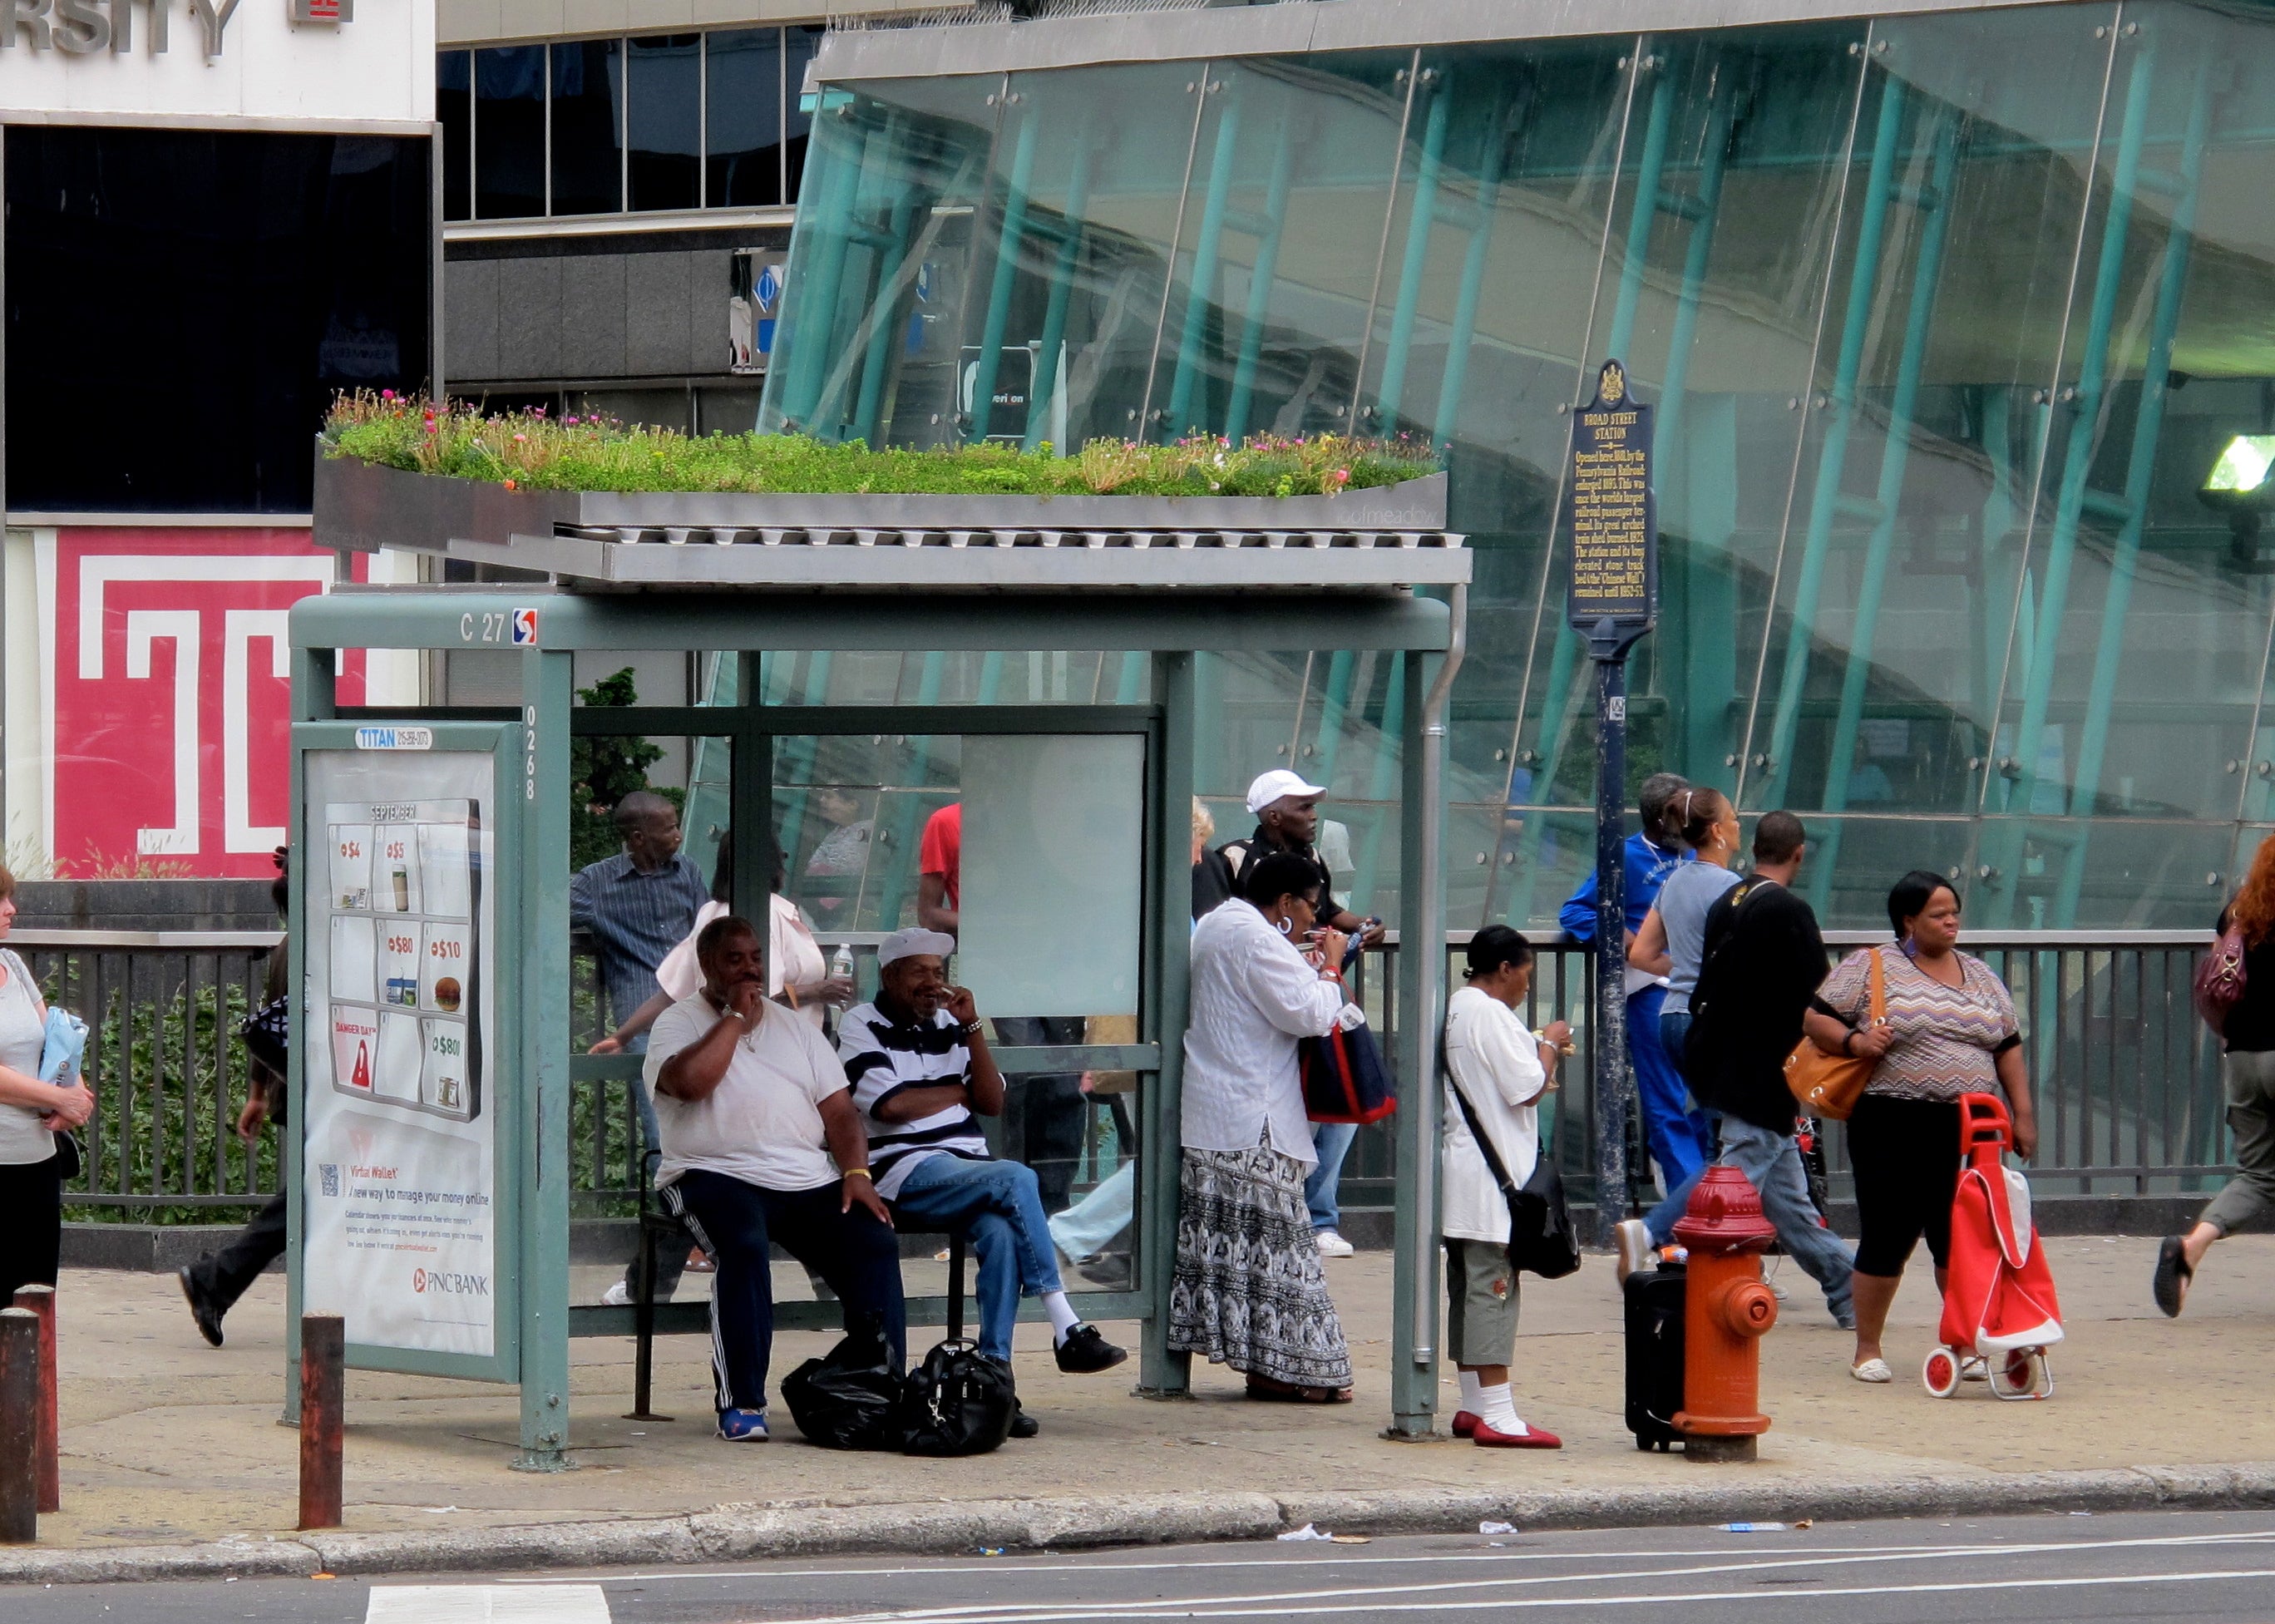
[1044,1290,1083,1344]
[1478,1383,1525,1434]
[1456,1370,1483,1414]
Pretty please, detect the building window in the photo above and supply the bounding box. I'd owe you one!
[438,50,471,221]
[473,44,545,220]
[441,24,820,221]
[550,38,625,216]
[705,27,783,207]
[628,34,703,212]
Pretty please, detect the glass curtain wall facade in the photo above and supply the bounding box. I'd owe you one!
[761,0,2275,933]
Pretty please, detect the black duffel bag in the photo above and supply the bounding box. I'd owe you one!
[896,1338,1016,1457]
[782,1318,903,1450]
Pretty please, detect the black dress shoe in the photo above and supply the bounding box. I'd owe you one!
[178,1266,224,1347]
[1054,1322,1128,1375]
[1009,1405,1040,1439]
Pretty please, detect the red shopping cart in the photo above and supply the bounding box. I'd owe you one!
[1921,1093,2064,1401]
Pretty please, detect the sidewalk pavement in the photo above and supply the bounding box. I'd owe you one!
[9,1235,2275,1581]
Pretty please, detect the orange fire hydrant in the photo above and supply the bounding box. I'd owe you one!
[1670,1165,1779,1462]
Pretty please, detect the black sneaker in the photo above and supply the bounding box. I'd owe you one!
[1054,1322,1128,1375]
[178,1266,224,1347]
[1009,1404,1040,1439]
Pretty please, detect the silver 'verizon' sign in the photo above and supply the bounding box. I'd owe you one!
[0,0,337,57]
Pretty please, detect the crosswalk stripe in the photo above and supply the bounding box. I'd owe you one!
[366,1583,611,1622]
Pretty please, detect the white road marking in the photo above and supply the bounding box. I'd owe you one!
[782,1531,2275,1624]
[366,1583,611,1622]
[511,1525,2275,1589]
[768,1566,2275,1622]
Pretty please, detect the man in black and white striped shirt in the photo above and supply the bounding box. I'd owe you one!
[841,929,1126,1421]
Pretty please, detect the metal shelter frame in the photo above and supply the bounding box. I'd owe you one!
[287,463,1468,1468]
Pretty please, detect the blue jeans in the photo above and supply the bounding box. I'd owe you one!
[891,1156,1065,1362]
[1305,1119,1358,1232]
[1642,1009,1710,1244]
[1631,985,1714,1192]
[1717,1116,1855,1325]
[1048,1162,1134,1260]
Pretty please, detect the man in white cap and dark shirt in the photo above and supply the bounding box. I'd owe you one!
[840,927,1128,1439]
[1191,768,1387,1259]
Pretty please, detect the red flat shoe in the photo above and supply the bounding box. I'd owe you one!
[1451,1410,1479,1439]
[1474,1419,1562,1449]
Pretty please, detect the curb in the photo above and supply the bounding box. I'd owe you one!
[5,1467,2275,1587]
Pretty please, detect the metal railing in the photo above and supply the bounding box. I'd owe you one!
[25,924,2227,1220]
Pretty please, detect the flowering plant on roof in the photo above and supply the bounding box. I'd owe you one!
[321,393,1439,498]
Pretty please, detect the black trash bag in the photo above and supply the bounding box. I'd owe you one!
[896,1338,1016,1457]
[781,1319,903,1450]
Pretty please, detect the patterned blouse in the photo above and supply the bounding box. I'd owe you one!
[1819,946,2020,1103]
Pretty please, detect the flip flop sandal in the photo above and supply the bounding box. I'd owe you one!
[2153,1235,2193,1318]
[1849,1358,1893,1384]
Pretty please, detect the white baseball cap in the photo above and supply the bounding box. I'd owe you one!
[1246,768,1328,816]
[876,926,957,968]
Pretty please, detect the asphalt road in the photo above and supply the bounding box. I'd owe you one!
[16,1509,2275,1623]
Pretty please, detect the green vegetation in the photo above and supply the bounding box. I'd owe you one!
[323,392,1439,498]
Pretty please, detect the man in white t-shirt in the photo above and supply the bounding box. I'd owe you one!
[840,929,1126,1439]
[644,915,902,1442]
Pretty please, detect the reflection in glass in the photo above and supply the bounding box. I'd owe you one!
[474,45,545,220]
[707,28,784,207]
[438,50,471,222]
[551,39,624,216]
[785,26,825,200]
[628,35,703,213]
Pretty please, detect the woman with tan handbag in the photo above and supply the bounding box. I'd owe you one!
[1804,870,2036,1383]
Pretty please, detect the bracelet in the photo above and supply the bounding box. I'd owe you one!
[1842,1029,1858,1056]
[963,1020,984,1036]
[844,1167,872,1181]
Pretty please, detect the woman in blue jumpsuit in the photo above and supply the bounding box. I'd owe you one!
[1557,774,1715,1197]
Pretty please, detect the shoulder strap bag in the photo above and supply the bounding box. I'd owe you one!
[1783,945,1885,1123]
[1445,1063,1580,1280]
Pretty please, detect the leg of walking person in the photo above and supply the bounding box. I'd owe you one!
[1618,1010,1712,1276]
[180,1191,289,1345]
[1720,1118,1854,1329]
[1305,1119,1359,1255]
[662,1168,778,1426]
[767,1183,907,1371]
[1629,987,1710,1193]
[1048,1161,1135,1261]
[2163,1052,2275,1314]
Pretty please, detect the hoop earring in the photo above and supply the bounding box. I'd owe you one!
[1276,916,1294,935]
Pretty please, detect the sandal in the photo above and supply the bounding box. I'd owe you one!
[1848,1357,1893,1384]
[1245,1375,1353,1404]
[2153,1235,2193,1318]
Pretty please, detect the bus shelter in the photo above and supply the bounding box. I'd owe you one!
[288,463,1467,1468]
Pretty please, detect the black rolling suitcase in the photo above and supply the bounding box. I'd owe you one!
[1623,1263,1686,1451]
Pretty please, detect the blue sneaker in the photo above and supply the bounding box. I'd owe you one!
[717,1407,768,1442]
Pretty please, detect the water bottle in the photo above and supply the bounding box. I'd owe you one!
[830,942,854,983]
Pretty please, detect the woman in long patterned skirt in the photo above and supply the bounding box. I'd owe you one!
[1171,851,1354,1401]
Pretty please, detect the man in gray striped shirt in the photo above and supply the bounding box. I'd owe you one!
[841,928,1126,1429]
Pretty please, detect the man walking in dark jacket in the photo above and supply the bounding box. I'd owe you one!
[1682,811,1855,1329]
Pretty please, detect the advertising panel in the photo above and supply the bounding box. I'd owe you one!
[301,747,501,1360]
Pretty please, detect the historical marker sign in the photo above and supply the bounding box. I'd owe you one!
[1564,359,1657,649]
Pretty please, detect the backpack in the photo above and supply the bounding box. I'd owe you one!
[781,1319,904,1450]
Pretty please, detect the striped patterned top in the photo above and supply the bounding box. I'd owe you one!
[1820,947,2020,1102]
[838,1000,992,1201]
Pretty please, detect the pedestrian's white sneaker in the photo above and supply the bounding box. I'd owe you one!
[600,1280,631,1307]
[1614,1218,1654,1284]
[1315,1229,1355,1259]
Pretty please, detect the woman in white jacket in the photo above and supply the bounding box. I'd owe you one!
[1442,926,1568,1448]
[1172,851,1355,1402]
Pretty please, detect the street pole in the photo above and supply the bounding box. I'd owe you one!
[1560,358,1657,1250]
[1592,635,1630,1248]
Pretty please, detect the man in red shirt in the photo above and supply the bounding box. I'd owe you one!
[916,801,1085,1212]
